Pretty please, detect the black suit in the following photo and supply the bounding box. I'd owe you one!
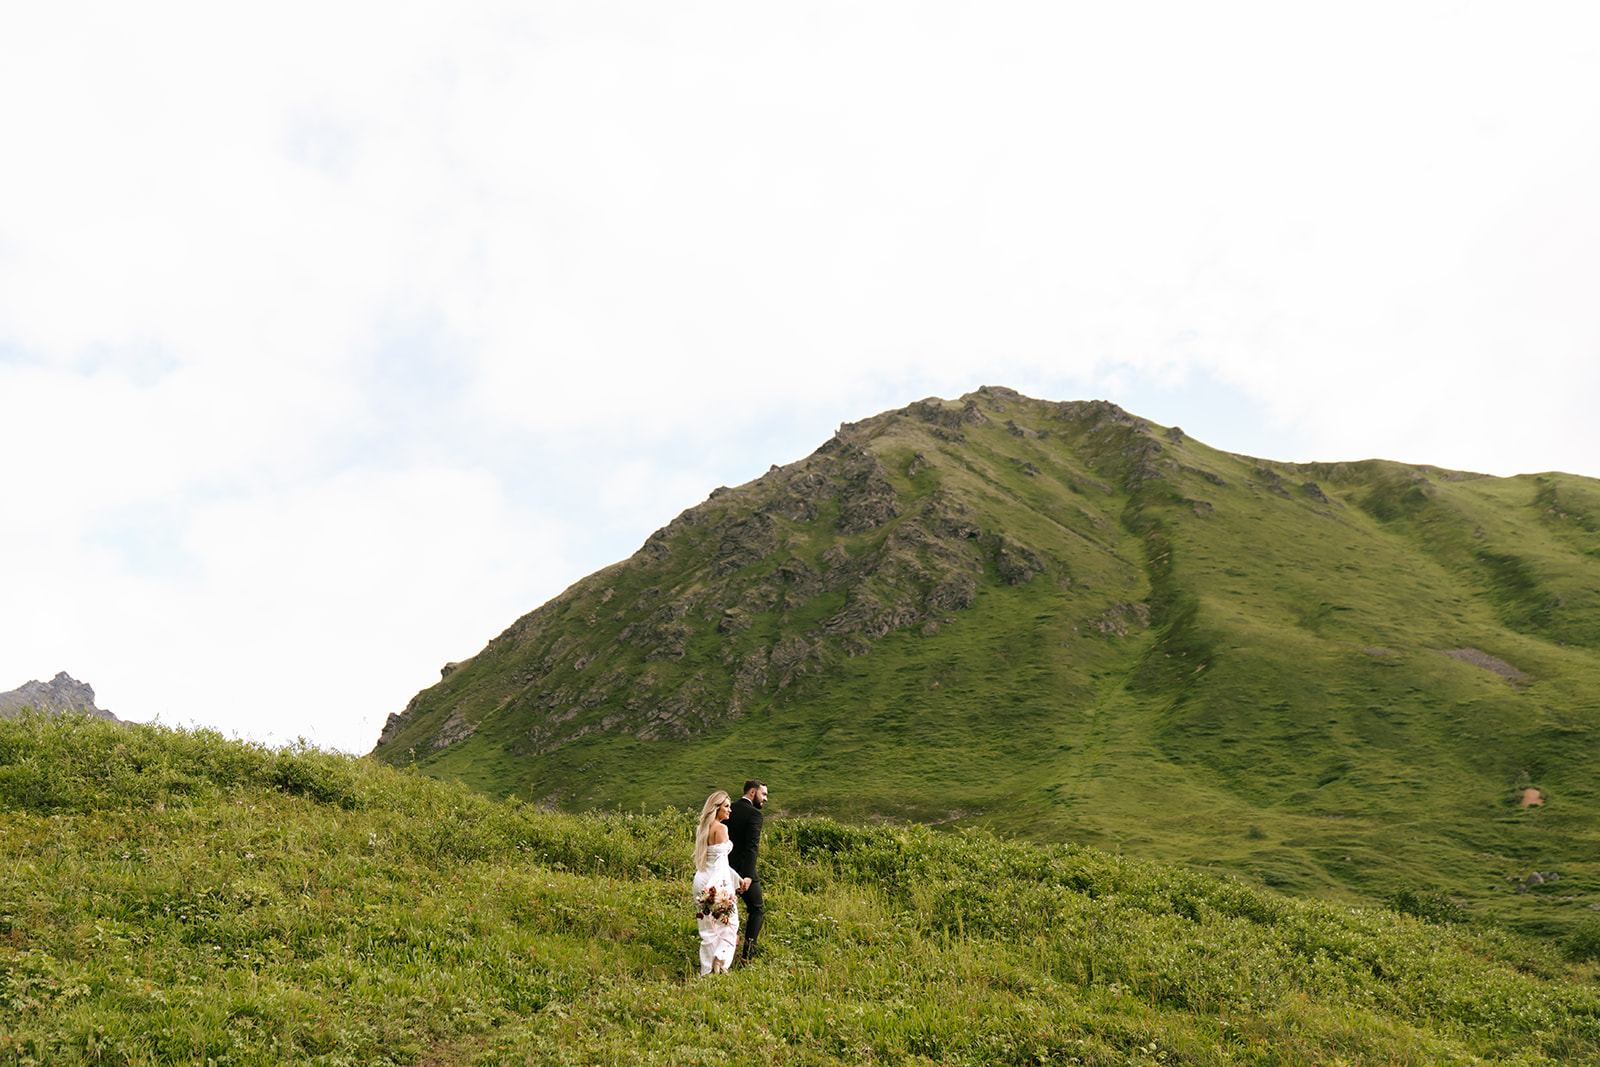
[726,795,765,958]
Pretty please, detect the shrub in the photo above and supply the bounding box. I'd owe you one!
[1387,886,1471,926]
[1565,918,1600,963]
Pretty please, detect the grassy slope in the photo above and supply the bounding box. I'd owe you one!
[1130,450,1600,936]
[380,392,1600,941]
[7,714,1600,1066]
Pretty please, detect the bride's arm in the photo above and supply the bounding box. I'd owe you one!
[710,823,729,845]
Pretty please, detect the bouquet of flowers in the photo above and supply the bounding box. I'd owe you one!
[695,883,736,924]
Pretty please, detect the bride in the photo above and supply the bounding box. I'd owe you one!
[692,790,749,975]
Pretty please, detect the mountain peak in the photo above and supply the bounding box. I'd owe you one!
[0,671,117,721]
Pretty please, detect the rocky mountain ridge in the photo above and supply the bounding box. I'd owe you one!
[0,671,116,720]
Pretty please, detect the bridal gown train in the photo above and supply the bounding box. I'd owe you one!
[693,840,741,975]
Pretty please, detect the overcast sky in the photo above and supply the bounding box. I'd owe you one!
[3,2,1596,753]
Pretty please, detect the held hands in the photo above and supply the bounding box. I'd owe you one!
[738,877,751,893]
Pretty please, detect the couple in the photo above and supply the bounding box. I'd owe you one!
[692,779,768,975]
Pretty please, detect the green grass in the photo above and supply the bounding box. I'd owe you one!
[7,714,1600,1065]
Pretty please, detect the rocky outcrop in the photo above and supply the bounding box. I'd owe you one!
[430,708,478,750]
[1091,602,1152,637]
[1052,399,1143,429]
[1434,648,1531,687]
[927,574,977,612]
[0,672,116,720]
[995,538,1046,585]
[1181,465,1228,487]
[834,451,902,535]
[712,513,780,576]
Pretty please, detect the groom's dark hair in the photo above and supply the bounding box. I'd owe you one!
[743,779,766,794]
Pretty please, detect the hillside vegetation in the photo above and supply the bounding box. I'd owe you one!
[5,715,1600,1066]
[373,388,1600,940]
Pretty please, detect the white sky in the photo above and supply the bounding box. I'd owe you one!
[2,2,1597,753]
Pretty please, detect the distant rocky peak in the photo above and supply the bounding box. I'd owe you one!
[0,671,117,720]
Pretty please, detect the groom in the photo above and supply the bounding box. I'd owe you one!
[726,778,768,962]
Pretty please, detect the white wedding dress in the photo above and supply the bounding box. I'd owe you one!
[693,840,741,975]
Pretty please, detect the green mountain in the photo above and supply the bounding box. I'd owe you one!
[372,387,1600,937]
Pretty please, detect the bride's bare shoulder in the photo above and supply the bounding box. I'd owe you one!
[710,823,729,844]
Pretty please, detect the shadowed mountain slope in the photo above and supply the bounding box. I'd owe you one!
[372,387,1600,937]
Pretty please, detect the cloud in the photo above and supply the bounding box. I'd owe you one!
[5,461,555,752]
[1,1,1597,750]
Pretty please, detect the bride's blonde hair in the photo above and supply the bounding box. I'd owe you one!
[693,790,731,872]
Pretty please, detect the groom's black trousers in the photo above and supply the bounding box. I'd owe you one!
[741,874,764,956]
